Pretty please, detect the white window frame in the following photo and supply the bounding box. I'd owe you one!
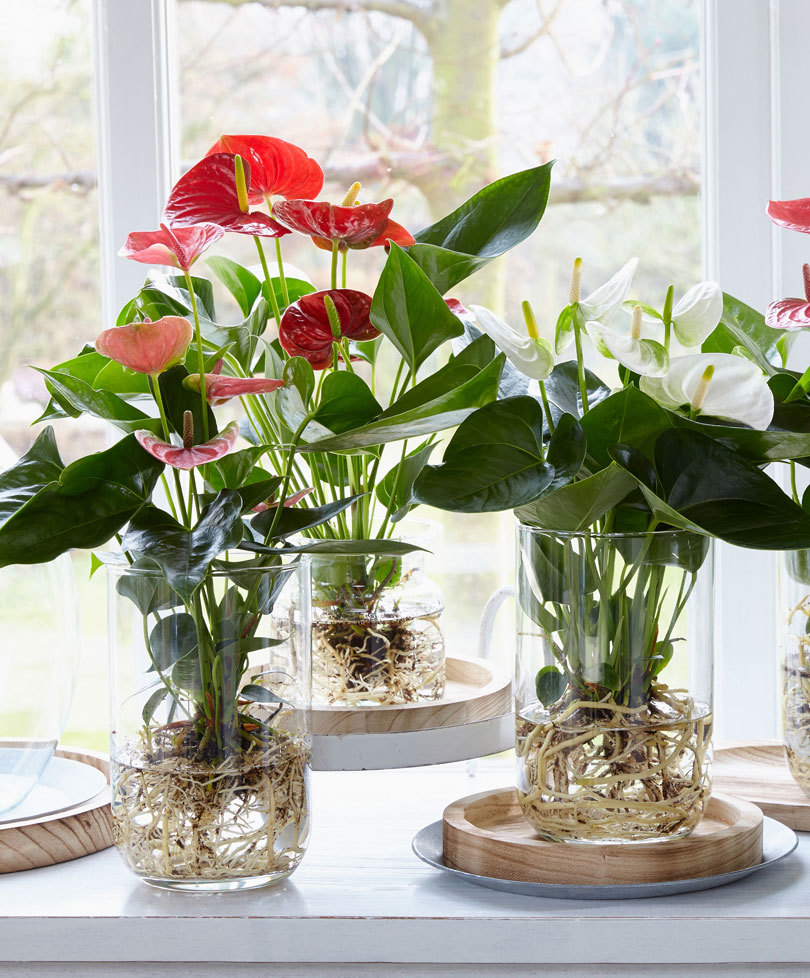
[91,0,810,742]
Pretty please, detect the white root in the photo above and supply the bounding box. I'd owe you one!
[783,596,810,797]
[516,684,712,843]
[111,730,310,882]
[311,611,445,705]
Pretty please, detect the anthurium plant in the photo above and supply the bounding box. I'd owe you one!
[0,132,556,718]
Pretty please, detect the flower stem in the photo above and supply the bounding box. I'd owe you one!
[572,316,590,414]
[182,269,210,442]
[791,460,800,505]
[341,249,348,289]
[152,376,190,527]
[254,235,283,326]
[274,237,290,308]
[331,241,340,290]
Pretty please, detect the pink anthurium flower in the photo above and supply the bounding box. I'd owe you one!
[184,373,286,406]
[95,317,193,376]
[135,419,239,471]
[118,223,223,271]
[278,289,377,369]
[163,153,289,238]
[205,135,323,203]
[767,264,810,330]
[272,198,415,251]
[445,298,471,318]
[767,198,810,234]
[252,487,314,513]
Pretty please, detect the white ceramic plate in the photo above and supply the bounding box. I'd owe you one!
[0,756,107,825]
[412,815,798,900]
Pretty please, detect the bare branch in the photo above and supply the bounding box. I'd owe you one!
[186,0,431,33]
[500,0,563,58]
[0,164,700,206]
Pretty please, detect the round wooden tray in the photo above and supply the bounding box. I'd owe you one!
[714,741,810,831]
[310,656,513,771]
[442,787,763,886]
[0,748,113,874]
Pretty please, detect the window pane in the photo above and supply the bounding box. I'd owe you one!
[176,0,702,670]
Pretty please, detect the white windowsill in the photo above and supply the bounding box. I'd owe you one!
[0,756,808,977]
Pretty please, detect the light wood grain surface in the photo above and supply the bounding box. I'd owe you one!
[442,787,763,884]
[310,656,512,735]
[0,748,112,874]
[714,742,810,831]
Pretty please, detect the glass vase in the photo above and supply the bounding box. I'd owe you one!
[0,554,79,815]
[515,525,714,844]
[779,550,810,796]
[106,552,311,891]
[309,520,445,706]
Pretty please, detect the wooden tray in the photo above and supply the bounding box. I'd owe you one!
[442,788,763,886]
[714,741,810,831]
[0,748,113,873]
[310,656,513,771]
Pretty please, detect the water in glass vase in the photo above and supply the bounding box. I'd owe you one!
[515,689,713,844]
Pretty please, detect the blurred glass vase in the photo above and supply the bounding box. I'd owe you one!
[0,554,80,815]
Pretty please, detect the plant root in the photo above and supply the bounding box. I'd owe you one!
[111,728,309,882]
[312,612,445,705]
[783,595,810,797]
[516,685,712,843]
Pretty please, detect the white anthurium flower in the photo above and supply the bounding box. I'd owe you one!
[586,304,669,378]
[670,281,724,347]
[557,257,639,354]
[471,304,554,381]
[640,352,774,430]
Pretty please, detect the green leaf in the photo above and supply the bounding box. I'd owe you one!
[0,435,163,566]
[702,292,782,373]
[414,398,573,513]
[252,494,363,539]
[239,683,284,705]
[536,665,566,706]
[206,256,261,318]
[409,162,553,294]
[142,687,169,725]
[283,356,315,406]
[123,492,245,602]
[302,354,504,453]
[242,538,424,557]
[172,650,202,692]
[206,447,269,491]
[149,612,198,671]
[35,367,160,435]
[0,427,64,524]
[116,557,181,615]
[376,440,439,523]
[554,305,575,356]
[613,429,810,549]
[370,242,464,372]
[543,360,612,419]
[579,385,672,471]
[158,364,217,441]
[314,373,382,435]
[515,463,636,531]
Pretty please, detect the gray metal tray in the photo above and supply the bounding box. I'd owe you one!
[412,815,798,900]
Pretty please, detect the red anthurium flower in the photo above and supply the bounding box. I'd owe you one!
[135,420,239,471]
[278,289,377,369]
[767,264,810,330]
[95,316,193,376]
[768,198,810,234]
[118,223,223,271]
[445,298,470,318]
[272,199,414,251]
[184,373,285,406]
[253,487,314,513]
[163,153,289,237]
[205,135,323,203]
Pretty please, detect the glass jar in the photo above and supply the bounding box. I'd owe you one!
[0,554,79,815]
[310,519,445,706]
[106,552,311,891]
[779,550,810,795]
[514,525,714,844]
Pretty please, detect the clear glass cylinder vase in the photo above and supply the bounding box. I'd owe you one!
[0,554,79,815]
[515,525,714,844]
[779,550,810,796]
[107,552,311,891]
[310,520,445,706]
